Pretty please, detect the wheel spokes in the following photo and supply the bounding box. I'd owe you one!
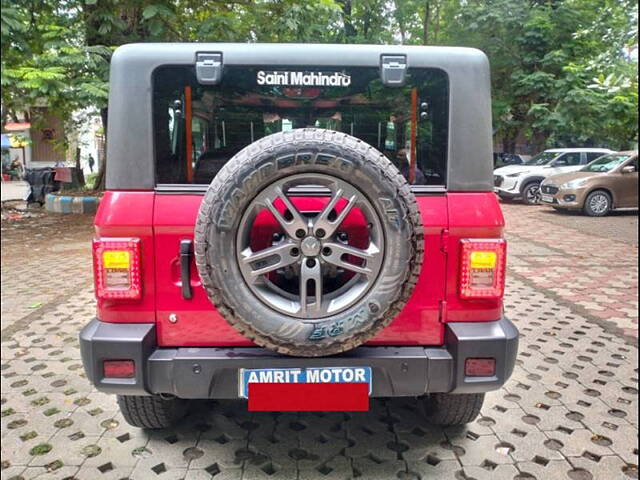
[239,242,298,280]
[313,189,358,238]
[237,173,385,319]
[321,242,381,276]
[300,258,322,316]
[262,186,307,239]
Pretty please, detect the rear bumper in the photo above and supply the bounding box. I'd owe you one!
[80,317,518,398]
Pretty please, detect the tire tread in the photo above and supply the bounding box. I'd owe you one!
[422,393,485,426]
[117,395,185,429]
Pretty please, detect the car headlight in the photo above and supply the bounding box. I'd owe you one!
[506,171,528,177]
[561,179,588,189]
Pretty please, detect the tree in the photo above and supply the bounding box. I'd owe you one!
[1,2,110,128]
[444,0,638,151]
[2,0,637,187]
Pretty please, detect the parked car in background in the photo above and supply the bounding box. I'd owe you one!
[493,148,613,204]
[493,153,527,167]
[540,151,638,216]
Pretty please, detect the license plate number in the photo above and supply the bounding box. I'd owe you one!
[541,194,554,203]
[239,366,372,398]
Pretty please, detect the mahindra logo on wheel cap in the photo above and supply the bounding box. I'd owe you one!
[257,70,351,87]
[301,236,321,257]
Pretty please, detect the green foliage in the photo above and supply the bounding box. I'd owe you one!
[445,0,638,150]
[1,1,111,125]
[1,0,637,151]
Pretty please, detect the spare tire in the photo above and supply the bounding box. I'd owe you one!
[194,128,423,356]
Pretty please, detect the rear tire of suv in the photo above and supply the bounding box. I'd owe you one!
[583,190,612,217]
[117,395,187,429]
[522,182,541,205]
[421,393,485,426]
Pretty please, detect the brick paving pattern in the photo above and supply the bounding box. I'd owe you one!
[503,204,638,340]
[1,204,638,479]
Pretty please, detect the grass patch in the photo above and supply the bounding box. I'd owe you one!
[29,443,52,456]
[45,460,63,471]
[31,396,50,407]
[81,445,102,458]
[20,431,38,441]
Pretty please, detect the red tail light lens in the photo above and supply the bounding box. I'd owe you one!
[465,358,496,377]
[459,239,506,299]
[103,360,135,378]
[93,238,141,300]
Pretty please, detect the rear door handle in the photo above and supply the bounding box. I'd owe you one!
[180,240,193,299]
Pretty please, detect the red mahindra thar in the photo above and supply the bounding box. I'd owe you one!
[80,43,518,428]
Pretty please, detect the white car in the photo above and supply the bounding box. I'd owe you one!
[493,148,614,204]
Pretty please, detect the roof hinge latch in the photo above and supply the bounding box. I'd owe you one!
[440,228,450,253]
[380,54,407,87]
[196,52,223,85]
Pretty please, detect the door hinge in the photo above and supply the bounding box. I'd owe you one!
[196,52,223,85]
[439,228,450,253]
[380,54,407,86]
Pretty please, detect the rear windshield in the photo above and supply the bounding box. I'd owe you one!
[153,66,449,186]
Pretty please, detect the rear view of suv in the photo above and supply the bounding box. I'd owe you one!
[80,43,518,429]
[494,148,613,204]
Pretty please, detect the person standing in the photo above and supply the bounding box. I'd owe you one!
[395,148,426,185]
[87,154,95,173]
[8,158,23,180]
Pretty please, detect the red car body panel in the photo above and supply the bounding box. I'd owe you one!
[444,193,505,322]
[94,192,156,323]
[94,190,505,347]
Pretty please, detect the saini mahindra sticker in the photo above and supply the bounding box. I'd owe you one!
[257,70,351,87]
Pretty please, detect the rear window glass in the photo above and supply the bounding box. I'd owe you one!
[153,66,449,186]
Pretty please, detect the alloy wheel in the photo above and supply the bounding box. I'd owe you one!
[236,173,385,319]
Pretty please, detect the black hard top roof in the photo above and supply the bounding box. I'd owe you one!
[106,43,493,191]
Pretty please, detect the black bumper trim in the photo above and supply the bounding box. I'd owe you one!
[79,318,518,398]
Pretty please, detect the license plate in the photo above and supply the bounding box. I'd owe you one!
[541,194,554,203]
[238,366,372,398]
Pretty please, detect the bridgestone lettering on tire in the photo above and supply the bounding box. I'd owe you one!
[194,129,424,357]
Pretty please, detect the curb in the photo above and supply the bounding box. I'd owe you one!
[45,193,100,214]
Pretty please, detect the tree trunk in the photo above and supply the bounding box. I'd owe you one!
[93,107,107,191]
[501,129,518,153]
[433,1,440,43]
[423,0,431,45]
[75,146,85,187]
[338,0,356,39]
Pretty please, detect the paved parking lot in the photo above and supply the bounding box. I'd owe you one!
[1,202,638,480]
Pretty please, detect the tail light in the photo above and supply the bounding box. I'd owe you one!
[93,238,142,300]
[459,239,506,299]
